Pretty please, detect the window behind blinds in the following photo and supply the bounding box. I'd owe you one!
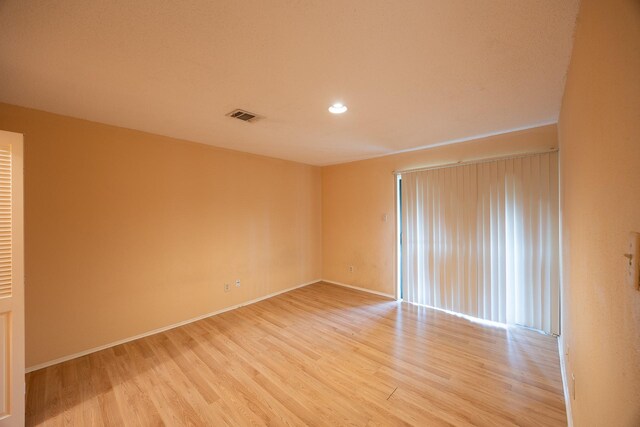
[401,151,560,334]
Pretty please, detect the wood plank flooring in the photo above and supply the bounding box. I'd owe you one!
[26,282,567,426]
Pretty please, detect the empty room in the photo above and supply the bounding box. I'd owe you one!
[0,0,638,426]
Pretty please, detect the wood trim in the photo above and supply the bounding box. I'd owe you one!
[321,279,396,299]
[25,279,322,373]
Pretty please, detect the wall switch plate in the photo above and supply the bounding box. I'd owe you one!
[235,279,241,288]
[224,283,230,292]
[348,265,354,273]
[625,232,640,290]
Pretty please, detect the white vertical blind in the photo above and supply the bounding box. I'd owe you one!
[401,152,559,334]
[0,144,11,299]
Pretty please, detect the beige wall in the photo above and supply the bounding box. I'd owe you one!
[0,103,322,368]
[322,125,558,296]
[558,0,640,425]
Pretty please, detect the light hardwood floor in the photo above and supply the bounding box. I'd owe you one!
[26,282,567,426]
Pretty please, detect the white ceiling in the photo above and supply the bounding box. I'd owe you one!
[0,1,578,166]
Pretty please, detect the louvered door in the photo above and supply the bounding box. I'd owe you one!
[0,131,23,427]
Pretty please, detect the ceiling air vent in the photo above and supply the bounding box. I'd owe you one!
[227,109,259,122]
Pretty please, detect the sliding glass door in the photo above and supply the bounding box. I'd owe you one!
[399,152,560,334]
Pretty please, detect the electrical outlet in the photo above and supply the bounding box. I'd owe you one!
[348,265,354,273]
[224,283,230,292]
[235,279,241,288]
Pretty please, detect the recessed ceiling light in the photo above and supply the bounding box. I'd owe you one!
[328,103,348,114]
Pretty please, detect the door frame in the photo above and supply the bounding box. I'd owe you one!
[0,130,24,427]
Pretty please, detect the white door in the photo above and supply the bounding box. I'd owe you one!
[0,131,24,427]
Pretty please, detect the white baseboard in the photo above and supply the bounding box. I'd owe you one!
[558,336,574,427]
[321,279,396,300]
[26,279,321,373]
